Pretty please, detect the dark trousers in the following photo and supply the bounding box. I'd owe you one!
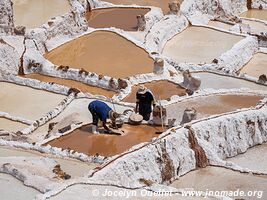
[139,104,152,121]
[89,108,99,125]
[139,110,151,121]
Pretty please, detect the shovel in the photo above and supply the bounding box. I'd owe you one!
[155,96,165,134]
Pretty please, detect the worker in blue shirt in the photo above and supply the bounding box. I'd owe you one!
[88,100,120,134]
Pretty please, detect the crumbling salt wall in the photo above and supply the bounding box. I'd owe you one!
[216,36,258,74]
[181,0,247,24]
[145,14,189,53]
[230,0,248,15]
[191,102,267,164]
[0,39,19,74]
[0,0,14,35]
[252,0,267,9]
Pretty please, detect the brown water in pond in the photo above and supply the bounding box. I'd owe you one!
[162,26,243,64]
[23,73,116,98]
[13,0,71,28]
[240,9,267,21]
[167,94,262,123]
[48,124,161,157]
[240,53,267,78]
[103,0,183,14]
[123,81,187,103]
[194,95,262,115]
[86,8,150,31]
[170,167,267,200]
[45,31,154,78]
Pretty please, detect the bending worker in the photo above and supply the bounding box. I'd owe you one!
[88,100,119,134]
[135,85,156,121]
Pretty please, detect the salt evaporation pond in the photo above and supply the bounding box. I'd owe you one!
[123,81,187,103]
[48,124,161,157]
[86,8,150,31]
[13,0,71,28]
[162,26,243,64]
[0,82,65,120]
[240,53,267,78]
[166,94,262,124]
[170,167,267,200]
[240,9,267,21]
[0,173,40,200]
[227,143,267,173]
[208,19,267,35]
[23,73,116,98]
[103,0,184,14]
[0,118,28,132]
[0,146,99,177]
[45,31,154,78]
[31,98,131,141]
[193,72,267,91]
[207,20,233,30]
[241,19,267,34]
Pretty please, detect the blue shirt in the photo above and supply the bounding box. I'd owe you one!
[88,100,112,122]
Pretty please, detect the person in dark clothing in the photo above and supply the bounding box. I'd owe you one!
[135,85,156,121]
[88,100,119,134]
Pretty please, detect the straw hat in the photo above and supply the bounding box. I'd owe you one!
[109,110,120,121]
[137,84,148,94]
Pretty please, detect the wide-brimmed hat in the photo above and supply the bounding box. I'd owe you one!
[137,84,148,94]
[109,110,120,121]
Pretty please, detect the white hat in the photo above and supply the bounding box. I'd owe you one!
[137,84,148,94]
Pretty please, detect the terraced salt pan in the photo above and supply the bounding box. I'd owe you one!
[227,143,267,173]
[0,173,39,200]
[123,80,187,103]
[23,73,116,98]
[241,19,267,34]
[45,31,154,78]
[30,98,131,142]
[170,167,267,200]
[103,0,183,14]
[0,118,28,132]
[240,53,267,78]
[86,8,150,31]
[207,21,233,30]
[193,72,267,91]
[240,9,267,21]
[0,146,98,177]
[0,82,65,121]
[13,0,71,28]
[166,94,262,124]
[162,26,243,64]
[48,124,161,157]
